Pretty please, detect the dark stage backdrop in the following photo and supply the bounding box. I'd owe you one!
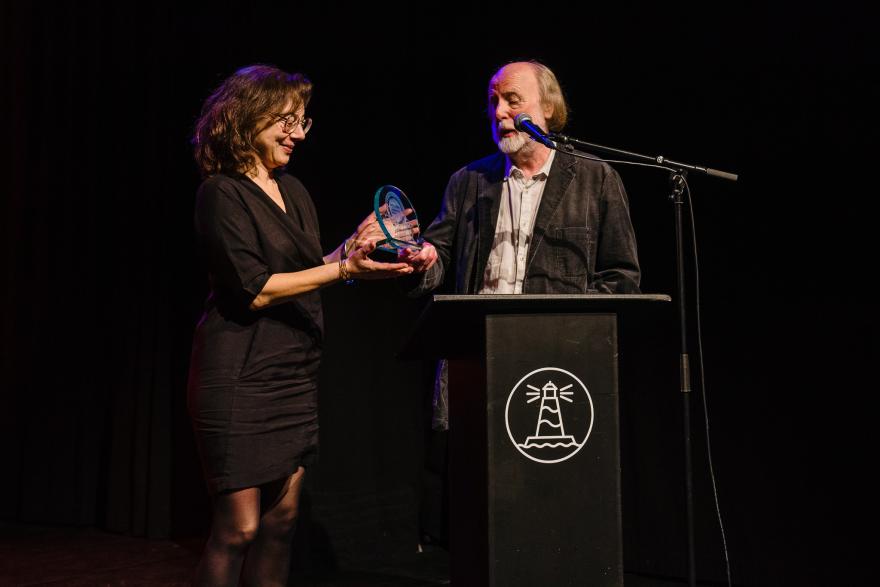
[2,2,877,585]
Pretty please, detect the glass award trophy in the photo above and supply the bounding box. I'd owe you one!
[373,185,423,252]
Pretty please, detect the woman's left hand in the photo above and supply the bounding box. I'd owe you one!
[345,240,414,280]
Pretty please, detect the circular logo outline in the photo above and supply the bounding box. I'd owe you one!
[504,366,594,464]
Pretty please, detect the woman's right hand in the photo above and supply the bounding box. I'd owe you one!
[345,205,393,253]
[344,240,414,280]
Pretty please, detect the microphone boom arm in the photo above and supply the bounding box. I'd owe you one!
[549,132,738,182]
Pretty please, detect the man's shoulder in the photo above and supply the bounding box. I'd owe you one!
[555,149,619,180]
[453,152,505,178]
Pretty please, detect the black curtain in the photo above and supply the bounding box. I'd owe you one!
[2,1,197,536]
[3,2,877,585]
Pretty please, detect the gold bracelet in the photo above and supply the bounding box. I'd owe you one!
[338,257,354,284]
[338,256,348,280]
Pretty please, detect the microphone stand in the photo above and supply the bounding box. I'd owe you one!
[548,131,737,587]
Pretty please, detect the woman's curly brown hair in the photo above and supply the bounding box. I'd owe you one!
[193,65,312,178]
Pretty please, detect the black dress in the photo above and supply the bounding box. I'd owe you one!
[187,172,324,494]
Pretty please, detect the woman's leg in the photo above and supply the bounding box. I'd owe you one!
[241,467,306,587]
[194,487,261,587]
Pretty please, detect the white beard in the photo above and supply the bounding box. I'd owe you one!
[496,132,529,154]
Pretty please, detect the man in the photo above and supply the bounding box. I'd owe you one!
[404,60,641,431]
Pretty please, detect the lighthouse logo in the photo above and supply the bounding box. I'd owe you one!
[504,367,594,464]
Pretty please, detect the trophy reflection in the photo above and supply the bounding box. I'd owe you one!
[373,185,423,252]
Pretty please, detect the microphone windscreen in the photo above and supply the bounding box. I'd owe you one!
[513,113,533,131]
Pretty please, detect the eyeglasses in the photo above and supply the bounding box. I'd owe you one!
[274,114,312,134]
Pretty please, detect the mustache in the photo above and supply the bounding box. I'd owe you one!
[495,122,519,134]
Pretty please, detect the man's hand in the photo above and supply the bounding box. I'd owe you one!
[399,242,438,273]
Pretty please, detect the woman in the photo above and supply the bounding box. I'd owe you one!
[188,64,412,586]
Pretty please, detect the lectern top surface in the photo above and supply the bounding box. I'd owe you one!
[399,293,671,360]
[433,293,671,304]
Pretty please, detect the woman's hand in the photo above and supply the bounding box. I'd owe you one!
[344,206,389,254]
[398,242,438,273]
[345,240,414,280]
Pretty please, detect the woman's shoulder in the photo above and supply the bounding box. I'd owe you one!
[198,173,247,195]
[195,174,253,218]
[197,173,256,205]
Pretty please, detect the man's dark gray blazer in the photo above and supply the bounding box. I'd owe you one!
[412,150,641,295]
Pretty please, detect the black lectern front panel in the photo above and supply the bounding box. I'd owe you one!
[485,313,622,587]
[405,295,668,587]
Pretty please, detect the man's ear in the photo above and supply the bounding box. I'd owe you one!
[542,102,554,124]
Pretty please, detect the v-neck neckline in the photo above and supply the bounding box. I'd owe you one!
[247,175,289,215]
[236,173,324,267]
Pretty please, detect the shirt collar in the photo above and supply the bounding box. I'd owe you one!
[505,149,556,181]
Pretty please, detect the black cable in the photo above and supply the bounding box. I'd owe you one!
[682,174,732,587]
[560,143,734,586]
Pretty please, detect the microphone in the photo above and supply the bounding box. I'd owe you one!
[513,113,556,149]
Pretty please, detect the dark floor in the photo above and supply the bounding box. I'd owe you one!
[0,523,704,586]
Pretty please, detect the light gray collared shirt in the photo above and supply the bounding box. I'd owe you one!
[479,149,556,294]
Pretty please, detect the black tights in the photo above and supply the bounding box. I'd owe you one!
[194,467,304,587]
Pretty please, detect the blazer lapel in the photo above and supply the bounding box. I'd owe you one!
[526,151,576,271]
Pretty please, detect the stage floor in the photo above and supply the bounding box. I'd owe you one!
[1,522,712,586]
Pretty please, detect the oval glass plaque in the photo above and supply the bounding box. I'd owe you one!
[373,185,423,252]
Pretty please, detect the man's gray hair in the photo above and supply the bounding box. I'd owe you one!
[527,60,569,132]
